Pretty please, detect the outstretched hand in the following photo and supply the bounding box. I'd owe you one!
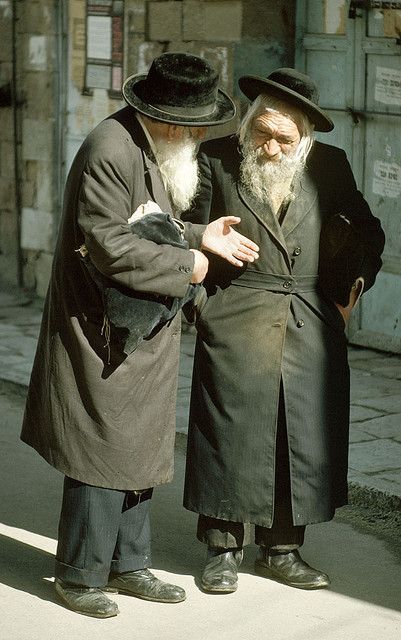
[201,216,259,267]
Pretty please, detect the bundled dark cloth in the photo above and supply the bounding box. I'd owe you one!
[318,213,366,307]
[81,212,199,355]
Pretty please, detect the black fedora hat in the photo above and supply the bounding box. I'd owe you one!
[123,52,236,127]
[238,67,334,132]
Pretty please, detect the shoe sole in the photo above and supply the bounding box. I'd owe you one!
[254,563,330,590]
[200,582,238,594]
[55,592,119,618]
[112,587,186,603]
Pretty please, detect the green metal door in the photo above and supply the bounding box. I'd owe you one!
[296,0,401,353]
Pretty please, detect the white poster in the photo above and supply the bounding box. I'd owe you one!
[372,160,401,199]
[375,66,401,106]
[87,16,112,60]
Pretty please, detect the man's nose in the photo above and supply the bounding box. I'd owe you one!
[262,139,281,159]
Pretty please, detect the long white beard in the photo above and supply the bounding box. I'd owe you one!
[153,136,199,214]
[240,137,305,215]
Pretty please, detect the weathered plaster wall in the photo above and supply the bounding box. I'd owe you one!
[0,0,18,286]
[0,0,60,295]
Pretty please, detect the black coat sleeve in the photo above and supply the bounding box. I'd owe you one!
[314,144,385,295]
[333,149,385,293]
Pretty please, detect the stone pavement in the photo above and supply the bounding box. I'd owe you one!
[1,285,401,507]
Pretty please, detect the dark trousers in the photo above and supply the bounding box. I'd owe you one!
[197,386,306,551]
[55,477,153,587]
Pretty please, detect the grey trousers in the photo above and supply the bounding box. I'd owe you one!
[55,477,153,587]
[197,387,306,551]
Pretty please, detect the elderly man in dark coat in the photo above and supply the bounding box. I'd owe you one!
[182,68,385,593]
[20,53,259,618]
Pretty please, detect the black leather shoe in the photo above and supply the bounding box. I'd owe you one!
[107,569,186,603]
[54,579,119,618]
[254,548,330,590]
[201,548,243,593]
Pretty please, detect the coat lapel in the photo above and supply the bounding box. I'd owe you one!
[281,167,318,238]
[142,152,173,215]
[237,181,291,267]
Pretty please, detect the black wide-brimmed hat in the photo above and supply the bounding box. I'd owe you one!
[123,52,236,127]
[238,67,334,132]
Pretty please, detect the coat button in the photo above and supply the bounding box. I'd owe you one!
[296,319,305,328]
[283,280,292,289]
[293,246,301,256]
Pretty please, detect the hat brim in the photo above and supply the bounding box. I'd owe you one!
[238,76,334,132]
[123,74,236,127]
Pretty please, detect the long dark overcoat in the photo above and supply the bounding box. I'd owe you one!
[183,136,385,527]
[21,107,205,490]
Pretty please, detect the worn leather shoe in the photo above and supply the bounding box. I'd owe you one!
[254,548,330,590]
[54,578,119,618]
[107,569,186,603]
[201,547,243,593]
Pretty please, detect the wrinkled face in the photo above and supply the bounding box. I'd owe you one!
[251,110,301,162]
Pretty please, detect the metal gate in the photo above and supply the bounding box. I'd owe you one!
[296,0,401,353]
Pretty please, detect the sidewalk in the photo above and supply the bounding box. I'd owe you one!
[1,285,401,507]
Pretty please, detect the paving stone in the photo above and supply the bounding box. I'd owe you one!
[349,439,401,473]
[350,369,401,397]
[369,362,401,380]
[348,429,376,444]
[177,374,192,390]
[352,394,401,414]
[0,325,22,338]
[350,405,383,423]
[361,414,401,440]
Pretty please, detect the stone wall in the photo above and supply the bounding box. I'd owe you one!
[1,0,295,296]
[0,0,60,296]
[0,0,18,286]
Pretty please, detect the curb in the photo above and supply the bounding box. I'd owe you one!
[348,481,401,511]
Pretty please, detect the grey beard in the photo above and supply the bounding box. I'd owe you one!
[240,141,305,214]
[153,137,200,214]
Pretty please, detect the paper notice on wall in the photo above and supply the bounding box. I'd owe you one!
[324,0,346,35]
[372,160,401,198]
[29,35,47,71]
[383,10,401,38]
[87,16,112,59]
[375,66,401,106]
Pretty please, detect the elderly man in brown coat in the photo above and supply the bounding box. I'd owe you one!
[20,53,259,618]
[182,68,385,594]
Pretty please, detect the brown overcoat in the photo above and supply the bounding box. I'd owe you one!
[183,136,385,527]
[21,107,205,490]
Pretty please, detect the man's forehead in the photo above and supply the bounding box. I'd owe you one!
[253,109,301,135]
